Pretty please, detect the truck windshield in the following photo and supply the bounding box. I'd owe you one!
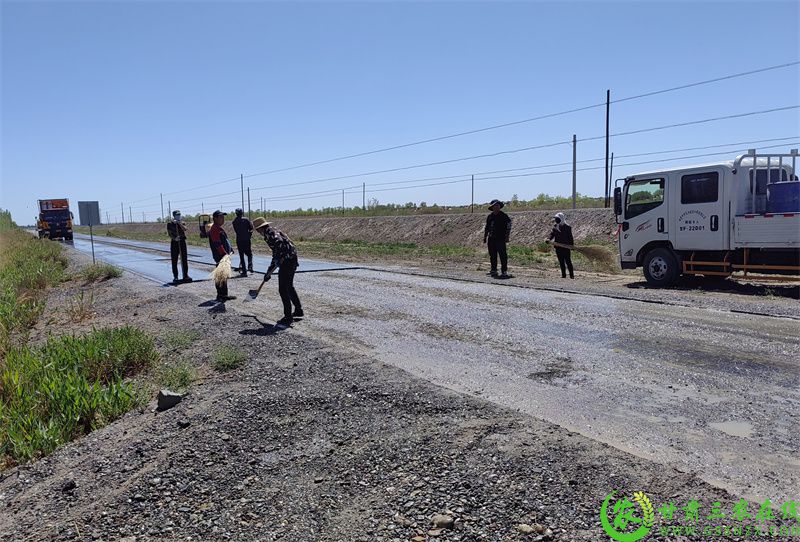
[41,210,70,222]
[626,178,664,219]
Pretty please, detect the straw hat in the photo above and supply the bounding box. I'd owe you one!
[252,217,270,231]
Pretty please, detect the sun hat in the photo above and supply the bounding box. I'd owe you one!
[488,199,505,210]
[252,217,270,230]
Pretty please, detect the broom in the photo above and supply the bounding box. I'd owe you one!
[209,254,232,285]
[551,242,619,273]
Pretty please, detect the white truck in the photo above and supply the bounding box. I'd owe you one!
[614,149,800,286]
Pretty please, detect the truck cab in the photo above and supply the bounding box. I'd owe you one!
[615,150,799,286]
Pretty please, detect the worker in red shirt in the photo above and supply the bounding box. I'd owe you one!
[208,210,236,301]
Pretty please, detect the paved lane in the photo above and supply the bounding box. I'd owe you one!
[71,234,361,282]
[286,269,800,504]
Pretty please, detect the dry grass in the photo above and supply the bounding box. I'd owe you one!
[553,242,619,274]
[67,291,95,322]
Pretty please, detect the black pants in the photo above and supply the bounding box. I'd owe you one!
[488,239,508,274]
[556,247,574,278]
[170,239,189,279]
[278,261,302,319]
[237,241,253,272]
[213,257,228,299]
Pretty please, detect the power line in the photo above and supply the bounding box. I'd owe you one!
[244,106,797,194]
[579,105,798,143]
[126,135,798,212]
[239,61,799,179]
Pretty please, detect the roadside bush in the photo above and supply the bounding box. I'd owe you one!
[0,326,158,464]
[0,228,68,354]
[81,263,122,282]
[213,345,246,372]
[154,359,196,393]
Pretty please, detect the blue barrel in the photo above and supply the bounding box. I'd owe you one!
[766,181,800,212]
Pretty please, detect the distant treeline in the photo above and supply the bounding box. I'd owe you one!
[152,193,605,223]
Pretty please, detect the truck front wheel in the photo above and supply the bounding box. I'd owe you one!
[643,248,679,287]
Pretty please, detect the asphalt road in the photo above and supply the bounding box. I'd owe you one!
[69,234,800,505]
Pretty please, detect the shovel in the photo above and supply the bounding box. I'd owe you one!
[244,275,270,302]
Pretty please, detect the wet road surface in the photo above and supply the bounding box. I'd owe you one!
[69,234,800,503]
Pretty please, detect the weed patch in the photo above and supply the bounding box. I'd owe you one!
[213,345,246,372]
[82,263,122,282]
[67,290,95,322]
[0,326,158,465]
[153,359,196,393]
[163,329,202,350]
[0,225,68,354]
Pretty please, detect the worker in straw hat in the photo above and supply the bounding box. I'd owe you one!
[483,199,512,278]
[546,212,575,279]
[252,217,303,326]
[208,210,237,301]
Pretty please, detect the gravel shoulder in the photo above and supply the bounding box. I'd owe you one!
[1,245,791,541]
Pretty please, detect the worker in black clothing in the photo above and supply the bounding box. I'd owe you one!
[252,217,303,326]
[166,210,192,284]
[232,209,254,277]
[546,212,574,279]
[483,199,512,278]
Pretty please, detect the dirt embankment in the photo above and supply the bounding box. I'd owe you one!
[96,208,617,247]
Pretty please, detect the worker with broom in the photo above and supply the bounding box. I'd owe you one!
[546,212,575,279]
[166,210,192,284]
[208,210,236,302]
[251,217,303,326]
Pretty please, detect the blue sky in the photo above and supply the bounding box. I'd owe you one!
[2,0,798,224]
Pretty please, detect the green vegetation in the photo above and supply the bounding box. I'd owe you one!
[81,262,123,282]
[163,329,202,350]
[507,246,547,267]
[299,239,477,261]
[0,326,158,464]
[153,359,196,393]
[0,214,68,355]
[213,345,246,372]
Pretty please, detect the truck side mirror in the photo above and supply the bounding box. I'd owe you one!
[613,187,623,217]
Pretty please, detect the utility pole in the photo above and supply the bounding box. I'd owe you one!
[106,211,110,224]
[129,206,132,223]
[201,202,204,214]
[121,202,125,224]
[604,89,611,208]
[572,134,577,210]
[168,200,171,218]
[342,189,345,214]
[240,173,245,212]
[471,175,474,213]
[362,183,366,211]
[247,187,251,219]
[160,193,164,221]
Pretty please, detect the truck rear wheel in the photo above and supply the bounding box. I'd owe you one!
[643,248,679,287]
